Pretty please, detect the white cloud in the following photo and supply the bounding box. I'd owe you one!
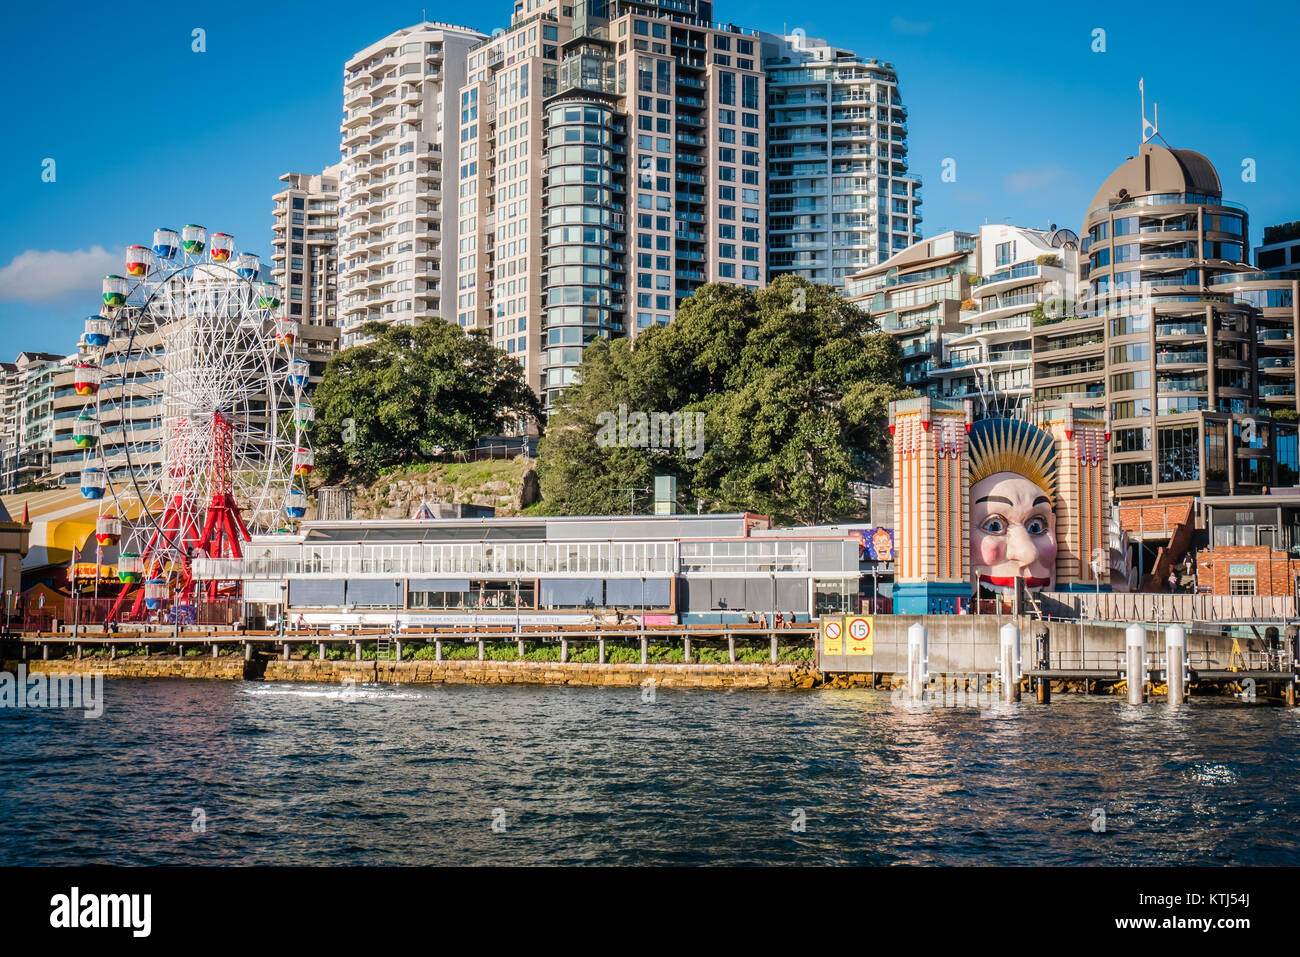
[0,246,119,303]
[1005,166,1067,193]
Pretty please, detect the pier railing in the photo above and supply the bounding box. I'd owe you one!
[1037,591,1296,624]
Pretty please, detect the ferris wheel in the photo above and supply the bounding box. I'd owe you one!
[75,225,315,619]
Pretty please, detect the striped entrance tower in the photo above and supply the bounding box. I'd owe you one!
[889,397,973,614]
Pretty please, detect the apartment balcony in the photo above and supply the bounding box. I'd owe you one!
[979,290,1040,315]
[1154,350,1207,366]
[1258,355,1295,374]
[1154,321,1207,338]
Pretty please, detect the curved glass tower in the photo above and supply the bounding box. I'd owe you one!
[542,96,626,408]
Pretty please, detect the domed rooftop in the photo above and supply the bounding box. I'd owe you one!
[1085,144,1222,221]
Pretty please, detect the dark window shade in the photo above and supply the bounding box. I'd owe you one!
[604,578,671,607]
[539,578,604,607]
[710,578,746,610]
[347,580,404,607]
[776,578,807,610]
[288,579,346,607]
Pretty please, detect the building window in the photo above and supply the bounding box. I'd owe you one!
[1157,426,1200,484]
[995,241,1015,267]
[1228,577,1256,597]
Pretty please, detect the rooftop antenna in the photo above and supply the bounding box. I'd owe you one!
[1139,77,1158,144]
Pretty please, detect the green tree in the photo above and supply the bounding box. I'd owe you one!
[537,276,911,524]
[312,319,541,483]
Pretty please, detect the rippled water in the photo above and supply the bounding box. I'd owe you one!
[3,679,1298,865]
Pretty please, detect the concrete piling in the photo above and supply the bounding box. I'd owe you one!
[728,635,735,663]
[907,622,927,700]
[641,635,648,664]
[999,622,1020,702]
[598,638,606,664]
[478,639,486,662]
[1165,624,1186,706]
[1126,623,1146,704]
[770,634,778,663]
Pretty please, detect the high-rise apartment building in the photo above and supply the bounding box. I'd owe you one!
[272,165,343,372]
[932,224,1079,417]
[338,21,487,349]
[844,230,977,391]
[1075,143,1298,500]
[1256,221,1300,273]
[0,352,67,492]
[762,33,921,287]
[458,0,767,409]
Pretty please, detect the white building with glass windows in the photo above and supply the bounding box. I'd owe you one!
[762,33,922,288]
[930,223,1080,418]
[337,21,487,349]
[193,513,862,627]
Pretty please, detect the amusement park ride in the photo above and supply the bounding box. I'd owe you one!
[76,225,314,621]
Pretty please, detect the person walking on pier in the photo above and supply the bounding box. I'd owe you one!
[1167,570,1178,593]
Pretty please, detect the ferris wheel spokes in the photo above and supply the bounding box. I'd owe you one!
[80,224,311,623]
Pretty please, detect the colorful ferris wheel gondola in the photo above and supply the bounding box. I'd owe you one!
[292,447,314,476]
[143,578,167,611]
[286,358,309,390]
[84,315,112,347]
[275,318,298,347]
[235,253,260,279]
[284,488,308,519]
[181,224,206,255]
[256,281,282,311]
[80,467,107,501]
[125,245,152,278]
[293,401,315,431]
[72,413,100,449]
[153,227,180,260]
[73,362,102,396]
[102,275,128,310]
[210,232,235,263]
[95,514,121,547]
[116,552,143,585]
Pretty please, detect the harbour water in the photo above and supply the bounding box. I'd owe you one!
[3,679,1298,866]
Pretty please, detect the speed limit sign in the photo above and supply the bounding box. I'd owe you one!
[846,615,874,655]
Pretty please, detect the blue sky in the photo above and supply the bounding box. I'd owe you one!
[2,0,1298,353]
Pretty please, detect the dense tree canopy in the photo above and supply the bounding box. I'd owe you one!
[312,319,541,483]
[536,276,911,525]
